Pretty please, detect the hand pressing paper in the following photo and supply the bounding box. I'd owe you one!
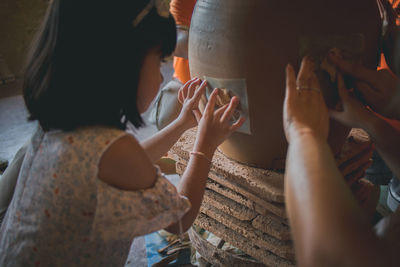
[204,76,251,135]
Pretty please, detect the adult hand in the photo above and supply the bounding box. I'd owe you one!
[329,73,375,130]
[194,88,245,157]
[176,78,206,129]
[329,53,400,120]
[283,56,329,143]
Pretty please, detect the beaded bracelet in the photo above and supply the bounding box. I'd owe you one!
[190,151,212,163]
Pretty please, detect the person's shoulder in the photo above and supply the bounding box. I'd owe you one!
[98,134,157,191]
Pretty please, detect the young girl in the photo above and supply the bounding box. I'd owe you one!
[0,0,244,266]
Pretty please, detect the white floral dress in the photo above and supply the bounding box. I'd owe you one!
[0,126,190,266]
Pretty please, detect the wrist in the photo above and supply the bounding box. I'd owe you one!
[173,116,191,132]
[289,128,327,145]
[193,139,216,160]
[190,151,212,163]
[288,124,327,141]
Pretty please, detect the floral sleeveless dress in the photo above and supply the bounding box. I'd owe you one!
[0,126,190,266]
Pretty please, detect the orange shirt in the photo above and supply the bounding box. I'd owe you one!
[170,0,197,83]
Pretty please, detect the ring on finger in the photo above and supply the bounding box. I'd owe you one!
[296,86,321,93]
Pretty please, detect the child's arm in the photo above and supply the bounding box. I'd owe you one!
[99,86,244,232]
[165,88,245,234]
[141,78,206,162]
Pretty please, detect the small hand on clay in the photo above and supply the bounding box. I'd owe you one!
[194,88,245,157]
[177,78,207,129]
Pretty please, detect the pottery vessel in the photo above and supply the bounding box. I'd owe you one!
[189,0,382,169]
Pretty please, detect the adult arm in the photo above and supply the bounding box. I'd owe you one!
[284,57,396,267]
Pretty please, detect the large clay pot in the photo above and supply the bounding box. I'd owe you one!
[189,0,382,169]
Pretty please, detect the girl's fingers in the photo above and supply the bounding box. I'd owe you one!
[205,88,219,115]
[193,109,202,123]
[230,116,246,132]
[220,96,239,123]
[192,80,207,105]
[182,78,199,99]
[180,79,193,100]
[178,89,184,104]
[188,78,201,99]
[215,104,229,118]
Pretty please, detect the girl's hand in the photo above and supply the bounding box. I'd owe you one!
[193,88,245,157]
[330,73,375,130]
[283,56,329,143]
[176,78,207,129]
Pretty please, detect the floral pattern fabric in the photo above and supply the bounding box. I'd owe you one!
[0,126,190,266]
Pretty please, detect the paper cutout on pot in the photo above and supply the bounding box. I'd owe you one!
[204,76,251,135]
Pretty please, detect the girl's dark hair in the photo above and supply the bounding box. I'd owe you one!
[23,0,176,131]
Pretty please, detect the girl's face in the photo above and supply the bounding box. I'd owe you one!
[136,47,164,113]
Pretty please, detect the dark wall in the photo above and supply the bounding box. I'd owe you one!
[0,0,49,76]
